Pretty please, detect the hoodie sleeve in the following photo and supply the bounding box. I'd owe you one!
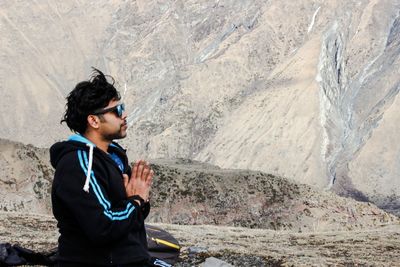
[52,150,145,245]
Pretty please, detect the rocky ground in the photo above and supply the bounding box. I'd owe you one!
[168,223,400,266]
[0,212,399,266]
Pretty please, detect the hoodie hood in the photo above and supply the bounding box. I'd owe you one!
[50,134,97,192]
[50,134,126,193]
[50,134,96,168]
[50,134,126,167]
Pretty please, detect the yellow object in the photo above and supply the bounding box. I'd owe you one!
[152,237,181,250]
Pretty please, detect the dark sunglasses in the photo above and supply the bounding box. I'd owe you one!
[92,103,125,118]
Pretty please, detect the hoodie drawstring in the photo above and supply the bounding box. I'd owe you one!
[83,143,94,193]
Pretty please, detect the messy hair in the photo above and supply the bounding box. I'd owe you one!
[61,68,121,134]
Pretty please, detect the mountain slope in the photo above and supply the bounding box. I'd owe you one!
[1,0,399,213]
[1,139,397,231]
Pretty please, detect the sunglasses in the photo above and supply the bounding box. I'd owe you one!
[92,103,125,118]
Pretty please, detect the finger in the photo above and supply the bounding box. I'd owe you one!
[146,168,154,181]
[136,160,145,179]
[123,174,129,187]
[146,170,154,186]
[142,165,150,181]
[132,160,140,179]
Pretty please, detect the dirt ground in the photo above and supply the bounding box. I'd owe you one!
[1,212,399,266]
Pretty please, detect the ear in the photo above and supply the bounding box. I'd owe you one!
[87,115,100,129]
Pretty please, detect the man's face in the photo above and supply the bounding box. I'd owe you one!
[97,99,128,141]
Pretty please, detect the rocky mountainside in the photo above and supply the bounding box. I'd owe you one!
[149,159,399,231]
[1,139,398,229]
[0,139,53,214]
[1,0,399,215]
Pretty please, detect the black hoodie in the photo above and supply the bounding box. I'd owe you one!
[50,134,150,266]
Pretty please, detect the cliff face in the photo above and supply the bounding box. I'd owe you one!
[0,139,53,214]
[1,0,400,212]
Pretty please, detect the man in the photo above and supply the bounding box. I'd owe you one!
[50,69,170,267]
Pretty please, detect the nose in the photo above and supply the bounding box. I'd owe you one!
[121,111,127,121]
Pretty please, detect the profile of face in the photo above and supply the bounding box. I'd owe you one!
[93,99,128,141]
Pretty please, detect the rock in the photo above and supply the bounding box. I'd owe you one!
[188,246,209,256]
[201,257,233,267]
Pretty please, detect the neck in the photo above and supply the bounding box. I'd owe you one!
[83,132,111,153]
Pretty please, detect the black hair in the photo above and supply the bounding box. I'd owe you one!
[61,68,121,134]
